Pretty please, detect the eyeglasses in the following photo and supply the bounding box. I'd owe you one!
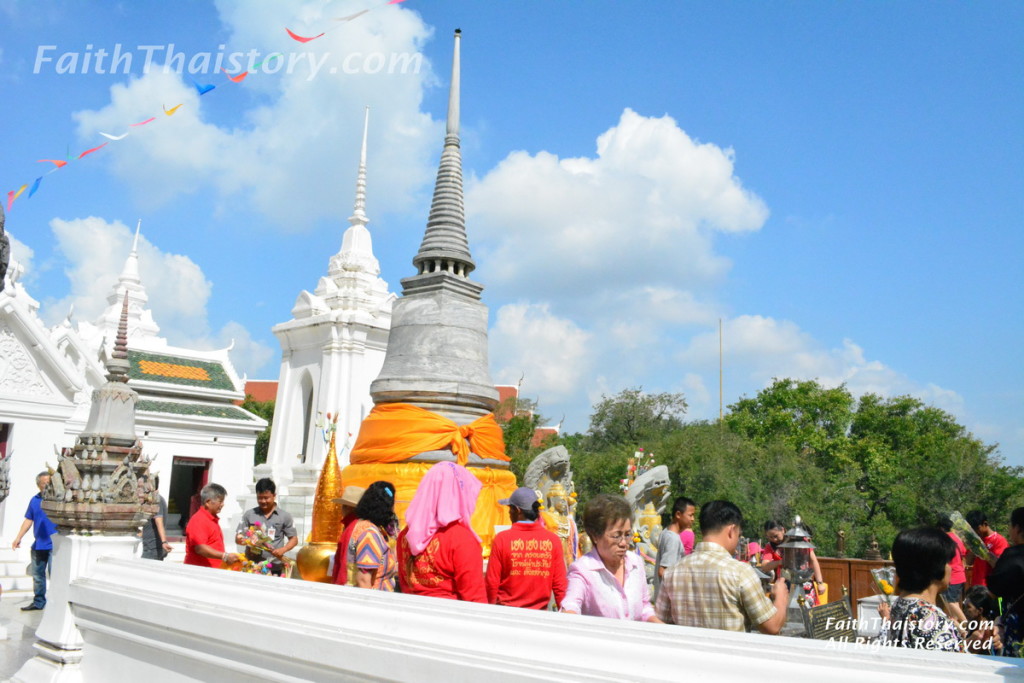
[604,531,633,544]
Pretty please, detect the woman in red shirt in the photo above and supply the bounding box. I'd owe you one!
[397,462,487,602]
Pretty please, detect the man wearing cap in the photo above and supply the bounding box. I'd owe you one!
[486,487,568,610]
[331,485,365,584]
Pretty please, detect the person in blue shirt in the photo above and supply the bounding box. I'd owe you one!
[11,471,58,611]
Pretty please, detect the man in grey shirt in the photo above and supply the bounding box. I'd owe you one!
[235,477,297,575]
[653,496,696,601]
[141,476,172,560]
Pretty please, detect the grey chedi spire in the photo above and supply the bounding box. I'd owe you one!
[371,29,499,424]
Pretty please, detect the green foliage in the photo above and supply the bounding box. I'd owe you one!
[557,379,1023,560]
[586,387,687,450]
[495,396,557,482]
[240,395,275,465]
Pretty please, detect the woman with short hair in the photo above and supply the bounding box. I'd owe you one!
[876,526,965,652]
[560,494,661,622]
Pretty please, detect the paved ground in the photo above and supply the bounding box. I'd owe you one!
[0,592,44,681]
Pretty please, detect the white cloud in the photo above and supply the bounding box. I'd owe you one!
[489,302,593,403]
[677,315,966,418]
[467,109,978,440]
[7,232,35,285]
[41,216,272,377]
[467,108,768,301]
[45,216,210,336]
[72,1,440,228]
[188,320,275,380]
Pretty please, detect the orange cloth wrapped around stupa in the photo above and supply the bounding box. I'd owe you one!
[340,403,517,555]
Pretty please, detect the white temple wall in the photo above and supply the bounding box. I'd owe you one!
[138,415,258,539]
[266,319,388,490]
[67,557,1023,683]
[0,407,74,555]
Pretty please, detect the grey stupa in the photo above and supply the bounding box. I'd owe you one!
[370,29,500,427]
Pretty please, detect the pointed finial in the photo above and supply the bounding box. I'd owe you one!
[349,106,370,227]
[447,30,461,138]
[132,219,141,253]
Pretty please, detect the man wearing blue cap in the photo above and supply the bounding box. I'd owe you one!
[486,487,567,610]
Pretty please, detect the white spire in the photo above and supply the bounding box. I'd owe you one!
[314,107,388,312]
[348,106,370,228]
[95,220,161,343]
[119,219,142,285]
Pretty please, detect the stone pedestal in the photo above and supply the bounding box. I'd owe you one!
[11,534,139,682]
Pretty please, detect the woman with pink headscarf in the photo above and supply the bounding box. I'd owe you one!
[396,462,487,602]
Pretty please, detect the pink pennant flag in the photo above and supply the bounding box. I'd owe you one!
[130,117,156,127]
[286,28,325,43]
[78,142,109,159]
[7,184,27,211]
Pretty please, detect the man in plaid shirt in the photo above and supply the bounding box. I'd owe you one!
[655,500,789,634]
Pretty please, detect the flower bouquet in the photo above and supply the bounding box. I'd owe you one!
[949,511,994,563]
[870,566,897,605]
[240,521,276,555]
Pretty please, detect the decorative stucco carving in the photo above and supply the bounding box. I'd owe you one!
[0,321,52,397]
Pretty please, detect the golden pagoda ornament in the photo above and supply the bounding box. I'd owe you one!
[296,412,346,582]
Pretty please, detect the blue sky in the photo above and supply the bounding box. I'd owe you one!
[2,1,1022,465]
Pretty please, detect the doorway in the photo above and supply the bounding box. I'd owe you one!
[167,456,210,537]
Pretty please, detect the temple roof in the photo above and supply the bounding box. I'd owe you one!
[127,349,235,391]
[136,399,259,422]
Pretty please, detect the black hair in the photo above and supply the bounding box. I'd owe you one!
[764,519,785,533]
[519,501,541,522]
[355,481,397,530]
[963,586,998,619]
[582,494,632,540]
[891,526,956,593]
[965,510,987,530]
[699,500,744,535]
[1011,506,1024,531]
[672,497,697,515]
[937,515,953,532]
[255,478,276,495]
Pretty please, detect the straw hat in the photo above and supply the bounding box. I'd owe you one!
[332,486,366,508]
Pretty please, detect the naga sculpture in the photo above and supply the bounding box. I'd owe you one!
[524,445,580,565]
[624,464,671,585]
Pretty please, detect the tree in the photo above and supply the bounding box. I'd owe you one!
[494,396,557,482]
[586,388,687,450]
[726,378,854,472]
[240,395,275,466]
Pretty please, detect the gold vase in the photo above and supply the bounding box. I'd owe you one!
[295,541,337,583]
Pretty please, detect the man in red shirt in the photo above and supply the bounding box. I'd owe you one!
[184,483,241,568]
[938,515,967,601]
[486,487,567,610]
[965,509,1009,587]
